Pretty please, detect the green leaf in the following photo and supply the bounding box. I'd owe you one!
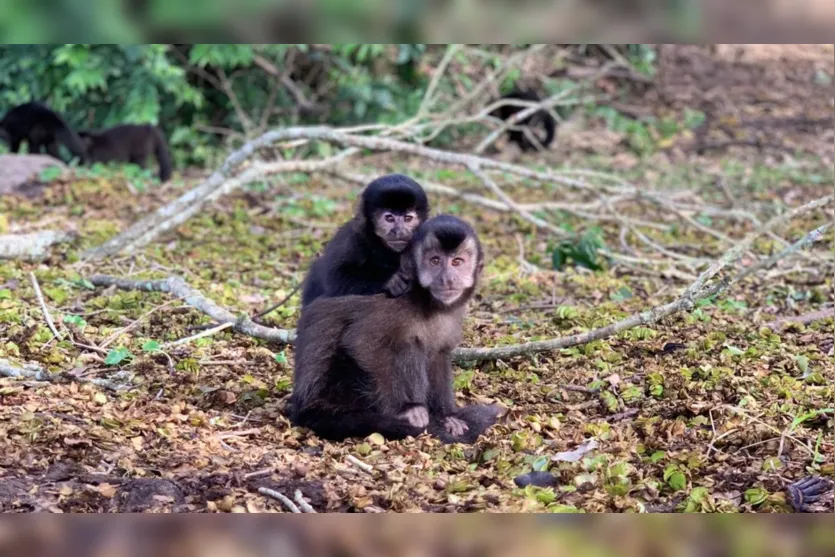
[142,340,161,353]
[532,456,550,472]
[104,347,133,366]
[667,471,686,491]
[794,355,809,374]
[274,351,288,365]
[63,314,87,328]
[0,289,11,299]
[650,451,666,463]
[723,344,744,357]
[744,487,769,506]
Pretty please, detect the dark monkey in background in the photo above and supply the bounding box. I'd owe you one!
[300,173,429,306]
[290,215,500,443]
[79,124,173,182]
[490,88,556,152]
[0,102,86,163]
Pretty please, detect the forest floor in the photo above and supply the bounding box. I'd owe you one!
[0,45,832,513]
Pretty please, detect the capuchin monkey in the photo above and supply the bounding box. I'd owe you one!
[300,173,429,306]
[0,102,86,163]
[490,88,556,152]
[290,215,500,443]
[78,124,173,182]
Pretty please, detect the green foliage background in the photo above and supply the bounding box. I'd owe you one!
[0,44,431,167]
[0,44,661,170]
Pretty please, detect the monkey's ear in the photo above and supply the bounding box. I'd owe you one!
[352,197,367,232]
[476,259,485,277]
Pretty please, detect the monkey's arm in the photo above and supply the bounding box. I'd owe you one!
[427,351,457,417]
[378,342,429,415]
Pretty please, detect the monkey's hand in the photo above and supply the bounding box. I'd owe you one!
[443,416,469,437]
[384,272,411,298]
[400,406,429,428]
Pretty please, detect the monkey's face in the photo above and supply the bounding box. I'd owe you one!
[415,234,482,307]
[373,209,421,252]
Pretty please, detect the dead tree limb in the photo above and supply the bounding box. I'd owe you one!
[0,359,126,392]
[83,151,356,260]
[88,275,296,345]
[453,221,832,362]
[85,126,636,260]
[0,230,74,260]
[82,220,830,361]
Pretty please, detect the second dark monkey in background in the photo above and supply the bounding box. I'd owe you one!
[301,173,429,306]
[79,124,173,182]
[490,88,556,152]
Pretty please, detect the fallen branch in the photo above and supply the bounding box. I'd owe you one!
[29,272,62,340]
[85,126,633,259]
[346,455,375,475]
[764,308,835,330]
[453,221,832,362]
[83,221,830,361]
[88,275,296,345]
[257,487,301,513]
[294,489,317,513]
[0,231,74,260]
[83,150,356,260]
[0,359,126,392]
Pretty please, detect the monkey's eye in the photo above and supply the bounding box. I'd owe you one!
[384,213,395,223]
[430,256,441,266]
[404,215,413,223]
[451,257,464,267]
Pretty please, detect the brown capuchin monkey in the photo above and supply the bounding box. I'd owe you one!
[290,215,500,443]
[78,124,173,182]
[300,174,429,306]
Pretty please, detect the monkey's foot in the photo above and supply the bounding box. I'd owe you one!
[400,406,429,428]
[444,416,469,437]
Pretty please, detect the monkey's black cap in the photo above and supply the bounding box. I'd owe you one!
[362,173,429,215]
[415,214,481,252]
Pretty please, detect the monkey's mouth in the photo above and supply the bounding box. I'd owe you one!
[385,239,409,251]
[433,289,462,304]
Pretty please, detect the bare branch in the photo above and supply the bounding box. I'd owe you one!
[0,358,126,392]
[88,275,296,345]
[258,487,301,513]
[29,272,61,340]
[452,221,832,362]
[0,231,74,261]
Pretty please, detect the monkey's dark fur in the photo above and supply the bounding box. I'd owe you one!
[490,88,556,152]
[79,124,173,182]
[290,215,500,444]
[301,173,429,306]
[0,102,86,162]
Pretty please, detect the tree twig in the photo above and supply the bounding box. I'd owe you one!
[253,283,302,321]
[257,487,301,513]
[164,321,234,349]
[29,272,61,340]
[346,455,374,475]
[294,489,317,513]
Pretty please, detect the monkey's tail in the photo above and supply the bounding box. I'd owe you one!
[55,124,87,163]
[292,408,423,441]
[150,126,173,182]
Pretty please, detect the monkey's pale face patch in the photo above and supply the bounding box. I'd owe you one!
[373,209,421,252]
[416,234,480,306]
